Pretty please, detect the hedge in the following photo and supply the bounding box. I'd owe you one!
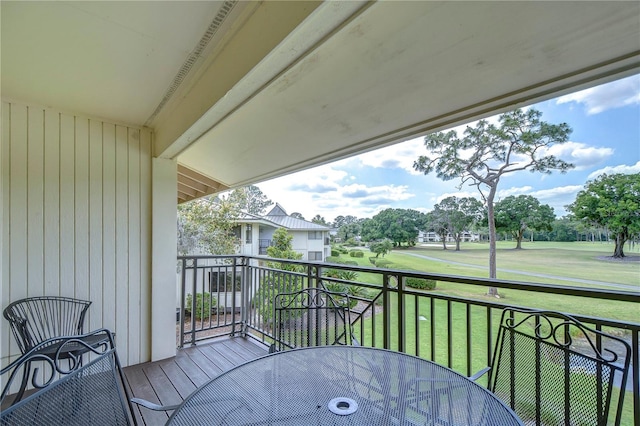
[185,292,217,320]
[405,277,437,290]
[349,250,364,258]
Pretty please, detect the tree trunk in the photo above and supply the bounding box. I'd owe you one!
[515,230,524,249]
[613,232,627,258]
[486,187,498,296]
[455,236,461,251]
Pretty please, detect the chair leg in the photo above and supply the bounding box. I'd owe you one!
[15,360,31,403]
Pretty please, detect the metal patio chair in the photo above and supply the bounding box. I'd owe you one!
[269,288,359,353]
[1,329,176,426]
[3,296,95,354]
[472,308,631,426]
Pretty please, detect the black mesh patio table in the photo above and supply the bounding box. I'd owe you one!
[167,346,523,425]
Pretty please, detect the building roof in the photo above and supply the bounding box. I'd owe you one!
[240,203,330,231]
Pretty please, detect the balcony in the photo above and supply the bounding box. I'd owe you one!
[157,255,640,426]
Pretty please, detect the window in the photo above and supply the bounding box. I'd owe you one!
[208,271,242,292]
[308,251,323,261]
[308,231,323,240]
[245,225,252,243]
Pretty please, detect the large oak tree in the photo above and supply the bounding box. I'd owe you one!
[414,109,573,294]
[432,196,484,251]
[568,173,640,258]
[494,195,555,249]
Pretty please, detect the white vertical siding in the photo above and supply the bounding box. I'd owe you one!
[1,101,153,367]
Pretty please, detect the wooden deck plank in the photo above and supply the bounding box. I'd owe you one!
[224,337,270,358]
[198,344,240,371]
[123,337,268,426]
[124,363,170,426]
[172,351,211,388]
[183,346,226,378]
[157,360,198,400]
[142,363,183,408]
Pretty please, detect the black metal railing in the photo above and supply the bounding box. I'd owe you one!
[177,255,640,424]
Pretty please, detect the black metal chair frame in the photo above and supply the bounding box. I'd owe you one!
[1,329,177,426]
[269,288,359,353]
[3,296,112,402]
[475,308,631,426]
[1,330,133,419]
[3,296,93,354]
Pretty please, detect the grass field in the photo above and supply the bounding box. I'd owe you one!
[337,241,639,323]
[331,241,638,425]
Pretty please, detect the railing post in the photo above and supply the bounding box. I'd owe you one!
[189,257,198,346]
[397,273,405,353]
[633,329,639,426]
[383,273,391,350]
[179,257,187,348]
[239,257,249,337]
[231,257,237,337]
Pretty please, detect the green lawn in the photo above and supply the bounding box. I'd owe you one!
[401,241,640,287]
[337,242,639,322]
[333,242,638,425]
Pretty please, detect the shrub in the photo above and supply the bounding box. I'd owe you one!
[331,249,340,257]
[405,277,437,290]
[323,268,358,281]
[376,262,397,269]
[373,259,393,268]
[326,256,342,263]
[185,292,217,320]
[349,250,364,258]
[343,260,358,266]
[324,283,357,308]
[334,245,349,254]
[255,274,304,323]
[369,257,377,265]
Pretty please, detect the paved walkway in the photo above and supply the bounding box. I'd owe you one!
[403,251,640,292]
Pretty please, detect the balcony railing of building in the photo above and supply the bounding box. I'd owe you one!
[177,255,640,424]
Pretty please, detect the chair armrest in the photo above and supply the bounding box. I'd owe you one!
[131,397,180,411]
[468,366,491,382]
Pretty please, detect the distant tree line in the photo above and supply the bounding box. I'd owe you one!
[330,173,640,259]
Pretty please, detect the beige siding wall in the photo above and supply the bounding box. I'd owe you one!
[1,101,152,367]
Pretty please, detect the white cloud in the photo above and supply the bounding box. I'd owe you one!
[353,138,425,175]
[541,141,614,170]
[529,185,585,216]
[586,161,640,180]
[492,185,585,217]
[556,74,640,115]
[258,165,416,220]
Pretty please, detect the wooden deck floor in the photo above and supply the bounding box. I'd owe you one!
[123,336,269,426]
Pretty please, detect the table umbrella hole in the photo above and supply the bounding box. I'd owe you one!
[328,397,358,415]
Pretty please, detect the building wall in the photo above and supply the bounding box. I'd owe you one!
[291,230,327,261]
[1,101,152,367]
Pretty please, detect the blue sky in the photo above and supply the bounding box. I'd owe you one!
[257,74,640,222]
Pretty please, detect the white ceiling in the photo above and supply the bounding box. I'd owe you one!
[1,1,239,125]
[3,1,639,195]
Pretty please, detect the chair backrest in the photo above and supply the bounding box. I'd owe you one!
[1,329,134,426]
[3,296,92,354]
[271,288,355,352]
[489,308,631,426]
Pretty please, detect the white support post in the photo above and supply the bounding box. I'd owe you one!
[151,158,177,361]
